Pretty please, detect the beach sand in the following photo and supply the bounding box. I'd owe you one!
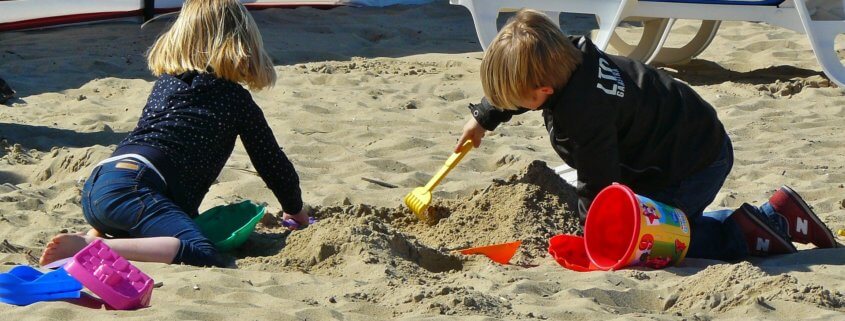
[1,1,844,320]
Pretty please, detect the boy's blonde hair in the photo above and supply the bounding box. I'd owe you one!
[481,9,583,110]
[147,0,275,89]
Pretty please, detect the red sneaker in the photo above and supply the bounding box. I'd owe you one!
[731,203,797,256]
[768,186,838,248]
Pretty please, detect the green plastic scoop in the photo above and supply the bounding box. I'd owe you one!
[194,201,266,251]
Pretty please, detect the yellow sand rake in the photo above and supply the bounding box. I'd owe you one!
[404,140,473,221]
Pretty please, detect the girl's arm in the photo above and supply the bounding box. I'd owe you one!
[238,100,304,217]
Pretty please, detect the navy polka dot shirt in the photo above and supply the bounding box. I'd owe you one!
[113,71,303,217]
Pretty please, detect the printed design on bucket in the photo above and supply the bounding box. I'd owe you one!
[631,234,674,269]
[676,209,690,234]
[639,234,654,251]
[627,195,691,269]
[674,239,687,254]
[674,209,690,234]
[642,203,661,225]
[636,234,655,267]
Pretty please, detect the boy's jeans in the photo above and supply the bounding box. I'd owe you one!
[643,135,750,261]
[80,158,223,267]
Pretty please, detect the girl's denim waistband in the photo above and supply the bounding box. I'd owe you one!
[93,156,166,193]
[97,154,166,186]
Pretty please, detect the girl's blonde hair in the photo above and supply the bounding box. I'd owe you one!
[481,9,583,110]
[147,0,275,89]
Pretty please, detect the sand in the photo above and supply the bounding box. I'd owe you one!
[1,1,845,320]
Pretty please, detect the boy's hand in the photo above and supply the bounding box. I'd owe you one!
[456,117,486,153]
[282,206,311,230]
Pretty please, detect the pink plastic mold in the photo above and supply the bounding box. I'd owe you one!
[64,239,154,310]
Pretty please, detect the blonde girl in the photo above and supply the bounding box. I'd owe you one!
[40,0,308,267]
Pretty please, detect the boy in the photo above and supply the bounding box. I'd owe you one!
[456,9,837,261]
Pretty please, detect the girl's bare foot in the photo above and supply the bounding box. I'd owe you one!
[39,233,97,266]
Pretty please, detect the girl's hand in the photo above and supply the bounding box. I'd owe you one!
[455,117,486,153]
[282,206,311,230]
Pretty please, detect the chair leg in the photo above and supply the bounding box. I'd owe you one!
[649,20,721,65]
[794,0,845,87]
[592,0,634,50]
[608,18,671,62]
[608,29,636,56]
[645,18,677,64]
[594,18,623,50]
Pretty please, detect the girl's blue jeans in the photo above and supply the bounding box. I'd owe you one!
[643,135,750,261]
[80,158,223,267]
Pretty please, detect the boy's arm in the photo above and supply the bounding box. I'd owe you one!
[239,101,304,216]
[572,122,621,221]
[468,97,530,131]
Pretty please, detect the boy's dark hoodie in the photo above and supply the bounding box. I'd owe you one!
[469,37,726,220]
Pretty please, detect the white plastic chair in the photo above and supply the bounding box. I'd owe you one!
[450,0,845,87]
[0,1,346,31]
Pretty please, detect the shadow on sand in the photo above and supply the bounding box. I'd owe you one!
[1,2,481,98]
[660,59,827,86]
[0,122,128,152]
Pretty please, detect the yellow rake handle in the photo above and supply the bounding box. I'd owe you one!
[423,140,473,191]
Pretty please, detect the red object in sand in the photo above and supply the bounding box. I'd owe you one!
[457,241,522,264]
[548,235,598,272]
[548,184,691,272]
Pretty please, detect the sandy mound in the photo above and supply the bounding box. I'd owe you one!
[667,262,845,313]
[240,210,465,277]
[1,140,37,166]
[394,160,582,263]
[754,75,835,97]
[228,161,578,318]
[236,160,580,275]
